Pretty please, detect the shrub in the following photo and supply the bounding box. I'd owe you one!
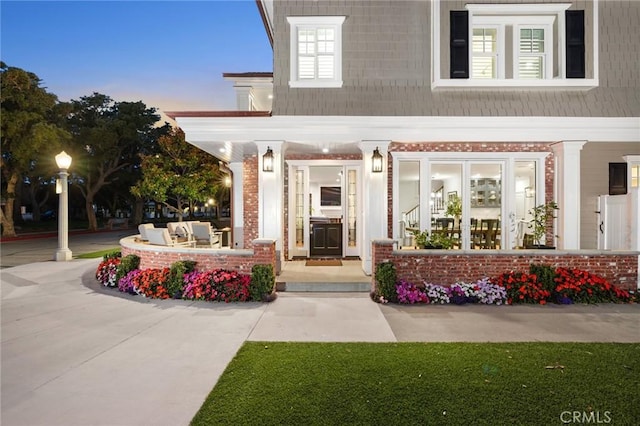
[102,250,121,261]
[375,262,397,303]
[250,264,275,301]
[115,254,140,284]
[96,257,121,287]
[529,263,556,295]
[167,260,197,299]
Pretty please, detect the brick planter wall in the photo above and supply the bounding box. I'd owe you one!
[372,240,639,291]
[120,237,276,274]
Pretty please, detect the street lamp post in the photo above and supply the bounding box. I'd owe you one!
[54,151,72,261]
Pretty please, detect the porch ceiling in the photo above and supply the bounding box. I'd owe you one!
[174,115,639,163]
[185,139,362,163]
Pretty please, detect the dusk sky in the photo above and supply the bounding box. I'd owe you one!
[1,0,272,121]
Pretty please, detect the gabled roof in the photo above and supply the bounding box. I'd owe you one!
[255,0,273,47]
[222,72,273,79]
[164,111,271,120]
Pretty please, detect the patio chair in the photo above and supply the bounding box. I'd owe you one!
[191,222,221,248]
[146,228,195,248]
[138,223,155,242]
[167,222,192,240]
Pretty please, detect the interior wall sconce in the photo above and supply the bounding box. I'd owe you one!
[263,147,274,172]
[525,186,535,198]
[372,147,383,173]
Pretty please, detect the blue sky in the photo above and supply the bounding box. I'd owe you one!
[1,0,272,119]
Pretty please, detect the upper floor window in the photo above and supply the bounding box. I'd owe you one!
[433,1,597,90]
[287,16,345,88]
[470,14,554,81]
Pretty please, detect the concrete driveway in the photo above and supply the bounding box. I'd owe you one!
[1,258,638,425]
[1,259,267,426]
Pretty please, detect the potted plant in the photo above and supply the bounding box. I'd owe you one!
[526,201,559,249]
[445,194,462,229]
[413,230,455,249]
[445,194,462,220]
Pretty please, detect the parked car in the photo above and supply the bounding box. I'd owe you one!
[41,210,56,221]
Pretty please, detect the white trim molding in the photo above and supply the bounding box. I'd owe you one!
[431,0,599,90]
[176,116,640,161]
[287,16,346,88]
[552,140,587,250]
[256,141,284,254]
[359,140,390,274]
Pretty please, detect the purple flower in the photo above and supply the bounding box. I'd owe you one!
[396,279,429,304]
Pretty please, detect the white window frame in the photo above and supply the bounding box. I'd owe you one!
[392,151,549,250]
[287,16,345,88]
[513,18,554,80]
[471,23,504,79]
[431,1,599,90]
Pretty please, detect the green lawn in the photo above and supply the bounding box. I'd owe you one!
[192,342,639,425]
[75,248,121,259]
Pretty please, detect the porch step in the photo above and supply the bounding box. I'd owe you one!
[277,281,371,293]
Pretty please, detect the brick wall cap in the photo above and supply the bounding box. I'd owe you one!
[372,239,395,245]
[391,248,640,256]
[120,236,254,256]
[252,238,276,245]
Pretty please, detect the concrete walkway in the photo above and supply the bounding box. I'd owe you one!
[1,260,638,426]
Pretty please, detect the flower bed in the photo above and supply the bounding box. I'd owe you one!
[95,251,275,302]
[374,262,635,306]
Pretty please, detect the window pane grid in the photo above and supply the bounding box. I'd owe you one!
[297,26,335,80]
[472,28,497,79]
[295,170,305,247]
[519,27,545,79]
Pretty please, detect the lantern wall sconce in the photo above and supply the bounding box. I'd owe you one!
[371,147,383,173]
[263,147,274,172]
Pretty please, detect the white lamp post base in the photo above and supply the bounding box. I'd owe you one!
[55,248,73,261]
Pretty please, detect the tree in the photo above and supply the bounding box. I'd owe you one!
[63,93,163,230]
[131,128,224,220]
[1,62,70,237]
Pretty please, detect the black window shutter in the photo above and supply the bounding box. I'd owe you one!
[566,10,585,78]
[450,11,469,79]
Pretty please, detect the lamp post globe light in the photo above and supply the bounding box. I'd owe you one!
[54,151,72,261]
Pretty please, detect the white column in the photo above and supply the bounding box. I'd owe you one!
[55,170,72,261]
[359,141,390,274]
[228,162,244,249]
[256,141,284,255]
[234,86,252,111]
[551,140,586,249]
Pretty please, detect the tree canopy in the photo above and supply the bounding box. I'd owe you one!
[131,128,224,219]
[62,92,168,230]
[1,62,70,237]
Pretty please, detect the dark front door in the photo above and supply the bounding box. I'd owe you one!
[310,223,342,257]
